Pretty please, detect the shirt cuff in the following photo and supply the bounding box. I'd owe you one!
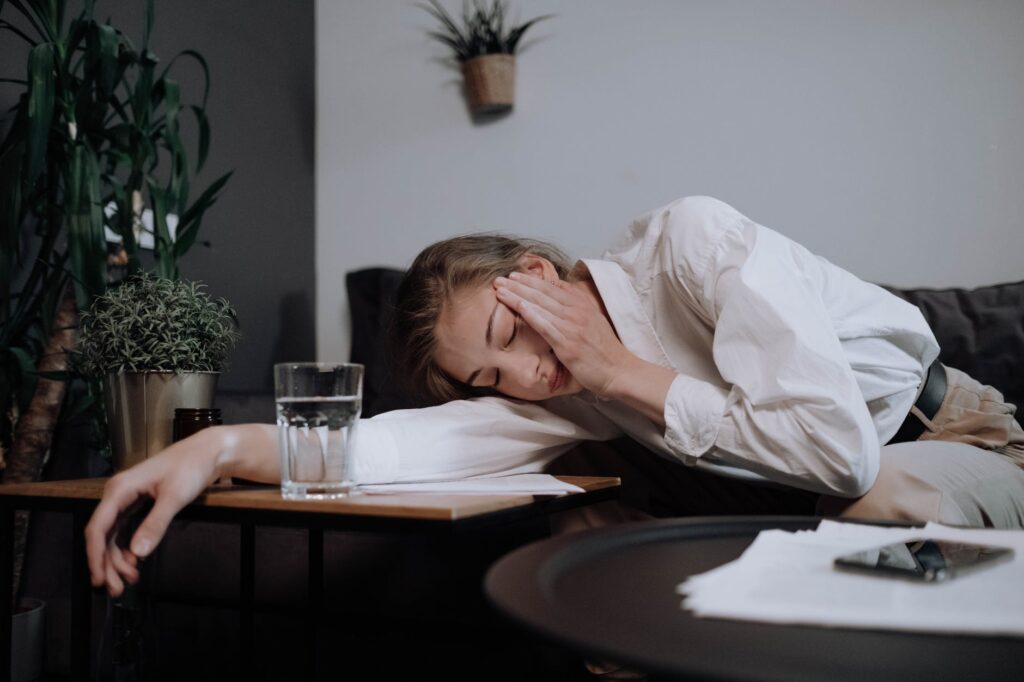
[663,374,729,463]
[349,418,401,484]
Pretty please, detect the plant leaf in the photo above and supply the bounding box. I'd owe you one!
[95,23,120,97]
[188,104,210,173]
[173,170,231,259]
[7,0,49,42]
[142,0,154,50]
[66,145,107,311]
[161,49,210,109]
[506,14,554,53]
[0,19,38,45]
[25,42,55,185]
[0,138,23,311]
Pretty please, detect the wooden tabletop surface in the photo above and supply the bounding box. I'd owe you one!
[0,476,621,521]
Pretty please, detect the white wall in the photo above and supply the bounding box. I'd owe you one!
[316,0,1024,363]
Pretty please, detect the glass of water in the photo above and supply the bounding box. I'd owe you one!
[274,362,363,500]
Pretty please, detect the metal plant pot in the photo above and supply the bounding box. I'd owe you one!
[104,371,219,472]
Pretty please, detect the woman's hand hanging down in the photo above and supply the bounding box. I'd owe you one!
[84,424,279,597]
[494,271,677,425]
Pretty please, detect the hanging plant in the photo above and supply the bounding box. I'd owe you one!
[419,0,554,115]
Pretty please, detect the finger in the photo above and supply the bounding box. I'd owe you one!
[496,275,569,313]
[495,282,567,327]
[85,478,145,587]
[505,271,578,303]
[496,287,565,344]
[128,494,183,558]
[105,553,125,598]
[109,541,140,585]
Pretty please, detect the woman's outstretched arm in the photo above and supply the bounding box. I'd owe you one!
[84,423,278,597]
[86,393,620,597]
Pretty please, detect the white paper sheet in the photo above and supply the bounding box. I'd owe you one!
[354,473,586,496]
[676,521,1024,637]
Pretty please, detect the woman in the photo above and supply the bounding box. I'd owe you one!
[85,195,1024,599]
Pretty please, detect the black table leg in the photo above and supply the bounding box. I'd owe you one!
[307,525,323,681]
[240,522,255,676]
[1,506,13,682]
[71,512,91,682]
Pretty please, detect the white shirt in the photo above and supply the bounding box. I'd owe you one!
[352,196,940,497]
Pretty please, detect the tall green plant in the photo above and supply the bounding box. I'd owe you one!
[0,0,231,463]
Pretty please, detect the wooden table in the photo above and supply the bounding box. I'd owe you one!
[0,475,620,681]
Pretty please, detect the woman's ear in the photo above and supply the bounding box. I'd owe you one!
[516,253,554,280]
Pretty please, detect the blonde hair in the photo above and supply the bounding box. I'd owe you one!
[388,234,573,406]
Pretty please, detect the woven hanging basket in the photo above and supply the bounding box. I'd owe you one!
[461,54,515,115]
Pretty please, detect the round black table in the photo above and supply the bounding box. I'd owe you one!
[483,516,1024,681]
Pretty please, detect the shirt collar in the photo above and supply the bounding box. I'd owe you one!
[576,258,676,372]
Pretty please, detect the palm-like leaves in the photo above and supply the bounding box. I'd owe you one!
[418,0,553,62]
[0,0,229,453]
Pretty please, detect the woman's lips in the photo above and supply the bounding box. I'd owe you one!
[549,362,564,391]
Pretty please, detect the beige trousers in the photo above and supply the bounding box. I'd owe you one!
[546,364,1024,535]
[818,364,1024,527]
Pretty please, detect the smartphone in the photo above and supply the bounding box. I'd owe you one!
[833,538,1014,582]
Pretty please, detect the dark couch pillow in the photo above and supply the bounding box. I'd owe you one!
[881,280,1024,417]
[346,267,416,417]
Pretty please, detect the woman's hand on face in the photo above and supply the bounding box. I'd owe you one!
[84,428,225,597]
[494,271,638,397]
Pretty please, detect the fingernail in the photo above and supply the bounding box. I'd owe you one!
[132,537,151,557]
[509,272,521,279]
[495,276,508,284]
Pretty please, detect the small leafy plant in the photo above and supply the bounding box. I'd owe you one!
[419,0,553,62]
[76,272,240,375]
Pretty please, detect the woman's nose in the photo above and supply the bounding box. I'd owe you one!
[510,354,540,388]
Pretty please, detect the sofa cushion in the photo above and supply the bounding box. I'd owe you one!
[882,279,1024,417]
[346,268,415,416]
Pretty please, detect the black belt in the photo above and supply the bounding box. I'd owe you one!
[887,359,947,444]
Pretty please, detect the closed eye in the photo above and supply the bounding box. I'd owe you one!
[503,314,520,350]
[494,314,520,387]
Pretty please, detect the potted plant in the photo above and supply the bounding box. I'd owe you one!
[74,273,240,472]
[1,0,230,666]
[420,0,554,115]
[1,0,231,485]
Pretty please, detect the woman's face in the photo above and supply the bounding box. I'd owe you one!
[433,260,584,402]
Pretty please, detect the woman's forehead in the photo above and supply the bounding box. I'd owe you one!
[437,284,501,345]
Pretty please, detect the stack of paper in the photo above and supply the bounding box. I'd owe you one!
[676,520,1024,636]
[355,473,586,496]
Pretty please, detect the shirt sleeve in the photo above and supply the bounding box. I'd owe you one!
[657,197,880,497]
[350,394,624,484]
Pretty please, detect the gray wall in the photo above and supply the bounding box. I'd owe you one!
[1,0,315,398]
[316,0,1024,364]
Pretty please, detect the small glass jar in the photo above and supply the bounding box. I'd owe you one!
[172,408,223,443]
